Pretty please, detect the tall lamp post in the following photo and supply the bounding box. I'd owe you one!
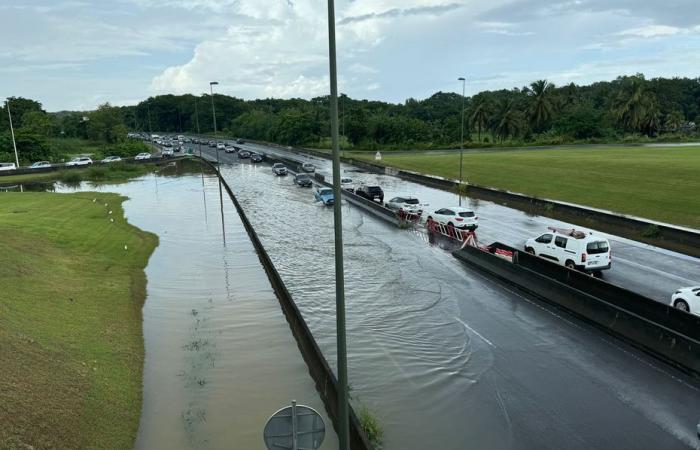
[458,77,466,207]
[6,99,19,168]
[326,1,349,450]
[210,81,219,163]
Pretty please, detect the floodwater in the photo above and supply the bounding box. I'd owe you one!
[56,169,337,450]
[214,159,700,450]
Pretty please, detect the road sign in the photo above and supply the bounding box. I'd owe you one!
[263,401,325,450]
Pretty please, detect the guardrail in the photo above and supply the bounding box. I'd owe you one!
[453,243,700,376]
[197,156,374,450]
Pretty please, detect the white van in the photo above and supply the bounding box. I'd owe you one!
[0,162,17,171]
[524,227,611,275]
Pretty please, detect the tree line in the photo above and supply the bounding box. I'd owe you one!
[2,74,699,163]
[123,74,699,148]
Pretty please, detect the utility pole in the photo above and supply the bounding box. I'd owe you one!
[195,97,202,158]
[458,77,466,207]
[210,81,219,164]
[6,99,19,168]
[326,2,349,449]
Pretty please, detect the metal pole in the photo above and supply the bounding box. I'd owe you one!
[291,400,298,450]
[326,2,349,449]
[210,82,219,164]
[195,97,202,158]
[6,100,19,168]
[458,77,466,206]
[147,103,152,135]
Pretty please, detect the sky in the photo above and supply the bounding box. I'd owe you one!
[1,0,699,111]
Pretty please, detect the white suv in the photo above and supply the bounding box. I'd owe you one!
[66,157,93,167]
[525,228,611,275]
[426,207,478,230]
[386,196,426,215]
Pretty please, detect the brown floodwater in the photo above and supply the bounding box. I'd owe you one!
[56,171,337,450]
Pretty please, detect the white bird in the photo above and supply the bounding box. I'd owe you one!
[104,203,108,207]
[110,218,114,223]
[108,210,112,215]
[124,245,128,250]
[92,198,96,202]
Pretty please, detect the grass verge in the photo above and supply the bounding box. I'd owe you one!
[347,145,700,229]
[0,163,157,185]
[0,192,158,449]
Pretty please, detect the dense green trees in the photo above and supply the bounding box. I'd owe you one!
[3,74,699,161]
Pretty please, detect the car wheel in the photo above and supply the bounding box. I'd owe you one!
[674,300,690,312]
[565,260,576,270]
[525,247,535,254]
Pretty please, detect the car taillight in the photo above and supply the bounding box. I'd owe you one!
[581,253,587,262]
[455,217,463,221]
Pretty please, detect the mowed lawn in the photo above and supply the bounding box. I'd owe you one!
[0,193,158,449]
[354,146,700,229]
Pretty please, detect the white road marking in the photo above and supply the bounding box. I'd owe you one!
[455,317,495,348]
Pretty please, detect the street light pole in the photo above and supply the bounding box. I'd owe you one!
[6,99,19,168]
[326,2,349,450]
[194,97,202,158]
[458,77,466,207]
[210,81,219,164]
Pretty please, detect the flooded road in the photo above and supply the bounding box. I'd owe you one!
[207,152,700,450]
[58,170,337,450]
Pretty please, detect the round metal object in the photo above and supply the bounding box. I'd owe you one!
[263,402,325,450]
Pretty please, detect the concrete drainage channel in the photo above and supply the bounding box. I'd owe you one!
[197,157,374,450]
[242,153,700,378]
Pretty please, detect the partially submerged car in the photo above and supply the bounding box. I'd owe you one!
[314,186,334,205]
[29,161,51,169]
[385,196,425,215]
[294,173,312,187]
[101,156,122,163]
[302,162,315,173]
[272,163,288,176]
[250,153,264,163]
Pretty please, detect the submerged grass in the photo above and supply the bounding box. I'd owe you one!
[349,145,700,228]
[0,192,158,449]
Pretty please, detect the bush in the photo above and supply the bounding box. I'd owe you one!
[359,406,383,449]
[87,166,108,180]
[642,224,661,238]
[59,171,83,184]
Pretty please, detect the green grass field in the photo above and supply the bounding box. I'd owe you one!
[0,192,158,449]
[350,145,700,228]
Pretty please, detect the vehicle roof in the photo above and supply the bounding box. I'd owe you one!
[442,206,473,212]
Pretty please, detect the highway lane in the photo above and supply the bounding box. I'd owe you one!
[231,141,700,305]
[199,145,700,450]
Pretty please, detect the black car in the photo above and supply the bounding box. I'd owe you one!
[356,185,384,203]
[238,150,251,159]
[294,173,312,187]
[236,138,245,144]
[250,153,263,163]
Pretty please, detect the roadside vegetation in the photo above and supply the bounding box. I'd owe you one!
[349,145,700,229]
[0,192,158,449]
[0,162,158,185]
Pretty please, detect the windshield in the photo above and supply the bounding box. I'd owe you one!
[320,189,332,195]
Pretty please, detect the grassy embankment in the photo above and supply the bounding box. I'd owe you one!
[348,145,700,229]
[0,162,160,185]
[0,192,158,449]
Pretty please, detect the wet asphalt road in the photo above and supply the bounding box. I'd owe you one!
[194,143,700,450]
[232,141,700,305]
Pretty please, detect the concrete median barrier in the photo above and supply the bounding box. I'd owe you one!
[454,243,700,376]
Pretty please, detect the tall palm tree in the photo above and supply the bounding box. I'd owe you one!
[469,97,491,142]
[527,79,555,131]
[495,100,522,142]
[612,76,657,134]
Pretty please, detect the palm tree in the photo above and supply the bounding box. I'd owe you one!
[494,100,522,142]
[527,79,555,131]
[469,97,491,142]
[612,75,658,134]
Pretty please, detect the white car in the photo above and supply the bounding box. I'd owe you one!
[217,143,226,150]
[671,286,700,316]
[272,163,288,176]
[302,162,315,172]
[341,177,354,192]
[134,153,152,160]
[66,157,93,167]
[385,196,426,214]
[29,161,51,169]
[525,227,611,274]
[427,207,478,230]
[0,162,17,171]
[161,148,174,157]
[101,156,122,163]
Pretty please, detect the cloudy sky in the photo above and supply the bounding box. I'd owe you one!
[1,0,699,111]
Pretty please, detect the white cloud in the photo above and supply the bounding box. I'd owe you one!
[618,24,681,38]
